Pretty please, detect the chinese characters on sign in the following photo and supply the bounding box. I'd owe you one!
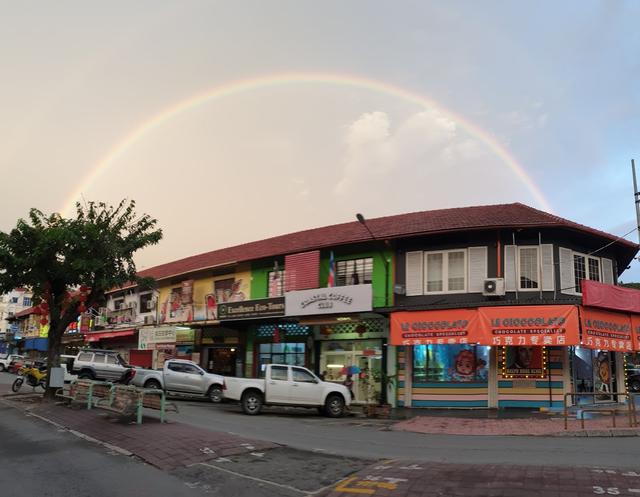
[580,308,633,352]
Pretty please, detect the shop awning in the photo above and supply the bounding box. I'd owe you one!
[85,329,136,342]
[390,306,581,347]
[580,307,634,352]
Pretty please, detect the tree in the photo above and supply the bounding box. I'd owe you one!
[0,200,162,399]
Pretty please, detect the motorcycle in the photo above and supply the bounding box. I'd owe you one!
[12,364,47,392]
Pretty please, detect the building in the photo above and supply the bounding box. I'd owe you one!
[0,288,33,354]
[89,203,639,410]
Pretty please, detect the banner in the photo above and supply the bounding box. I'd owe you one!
[581,307,633,352]
[390,309,480,345]
[631,315,640,351]
[478,305,580,346]
[582,280,640,314]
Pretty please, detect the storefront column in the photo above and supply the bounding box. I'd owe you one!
[386,345,397,407]
[488,347,498,408]
[616,353,626,398]
[403,346,412,408]
[562,348,573,407]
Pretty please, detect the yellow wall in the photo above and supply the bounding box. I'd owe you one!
[157,264,252,323]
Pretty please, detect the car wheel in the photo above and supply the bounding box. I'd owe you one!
[145,379,162,390]
[78,371,95,380]
[208,385,223,403]
[241,390,263,415]
[324,394,345,418]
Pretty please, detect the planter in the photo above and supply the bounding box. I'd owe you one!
[364,403,392,419]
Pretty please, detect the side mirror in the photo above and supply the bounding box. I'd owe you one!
[200,370,205,375]
[313,378,320,384]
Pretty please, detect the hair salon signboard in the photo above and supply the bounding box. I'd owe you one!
[285,284,372,316]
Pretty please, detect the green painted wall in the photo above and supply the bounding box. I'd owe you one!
[250,259,284,299]
[250,250,393,307]
[318,249,393,308]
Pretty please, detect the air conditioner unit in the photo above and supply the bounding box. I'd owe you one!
[483,278,505,296]
[144,315,155,325]
[146,300,155,310]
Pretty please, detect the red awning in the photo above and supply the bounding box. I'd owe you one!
[582,280,640,314]
[85,329,136,342]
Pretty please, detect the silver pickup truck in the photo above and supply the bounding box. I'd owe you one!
[132,359,226,403]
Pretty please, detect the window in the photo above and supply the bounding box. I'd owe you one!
[113,299,125,310]
[105,355,118,365]
[258,342,305,374]
[10,297,18,304]
[22,297,31,307]
[270,366,289,381]
[139,293,153,313]
[214,278,234,302]
[336,258,373,286]
[518,247,539,290]
[292,367,316,383]
[93,353,106,364]
[424,250,467,294]
[412,344,489,383]
[181,364,201,375]
[574,252,600,293]
[78,352,93,362]
[168,362,184,372]
[268,270,285,297]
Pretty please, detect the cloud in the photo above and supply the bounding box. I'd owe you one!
[334,109,482,196]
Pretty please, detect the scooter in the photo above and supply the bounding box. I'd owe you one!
[12,364,47,392]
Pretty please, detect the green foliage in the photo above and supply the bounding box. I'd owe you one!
[620,282,640,290]
[0,199,162,365]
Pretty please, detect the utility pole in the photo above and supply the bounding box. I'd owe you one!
[632,159,640,244]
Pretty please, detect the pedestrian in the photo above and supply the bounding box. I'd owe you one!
[319,370,327,381]
[343,373,354,401]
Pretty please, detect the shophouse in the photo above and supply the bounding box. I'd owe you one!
[0,288,33,354]
[96,203,639,410]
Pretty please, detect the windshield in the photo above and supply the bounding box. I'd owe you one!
[116,354,128,366]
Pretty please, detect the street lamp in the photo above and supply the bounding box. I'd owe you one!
[356,213,390,307]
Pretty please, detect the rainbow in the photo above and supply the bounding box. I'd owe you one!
[61,72,552,215]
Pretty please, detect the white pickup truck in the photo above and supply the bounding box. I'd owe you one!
[224,364,351,417]
[131,359,226,403]
[0,354,25,372]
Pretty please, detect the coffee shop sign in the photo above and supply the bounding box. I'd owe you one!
[285,284,372,316]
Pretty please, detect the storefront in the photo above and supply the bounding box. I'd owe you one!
[84,328,137,363]
[284,284,388,404]
[389,305,625,409]
[199,325,243,376]
[136,326,177,369]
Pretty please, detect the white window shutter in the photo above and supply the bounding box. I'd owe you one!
[601,258,614,285]
[541,244,554,291]
[504,245,517,292]
[559,247,575,295]
[468,247,488,293]
[405,251,424,296]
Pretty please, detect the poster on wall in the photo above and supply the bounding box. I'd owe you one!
[204,278,248,320]
[159,281,194,323]
[502,346,545,377]
[580,307,633,352]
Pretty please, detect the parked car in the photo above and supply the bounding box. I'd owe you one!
[627,368,640,393]
[131,359,225,403]
[71,349,130,381]
[0,354,25,372]
[223,364,351,417]
[59,354,79,383]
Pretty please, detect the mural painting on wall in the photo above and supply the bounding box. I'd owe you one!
[205,278,247,320]
[160,280,195,323]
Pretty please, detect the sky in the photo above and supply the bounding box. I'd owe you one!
[1,1,639,279]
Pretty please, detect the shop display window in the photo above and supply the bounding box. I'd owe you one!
[257,342,305,375]
[412,344,489,383]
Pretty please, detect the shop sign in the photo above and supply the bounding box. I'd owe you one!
[285,285,372,317]
[138,326,176,350]
[581,307,633,352]
[632,315,640,351]
[218,297,285,320]
[176,328,195,343]
[390,309,479,345]
[478,305,580,347]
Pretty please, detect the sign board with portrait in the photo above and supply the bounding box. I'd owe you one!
[502,345,545,378]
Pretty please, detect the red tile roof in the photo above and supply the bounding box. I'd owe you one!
[14,306,36,318]
[136,203,638,282]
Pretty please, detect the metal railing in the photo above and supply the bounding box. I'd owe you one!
[563,391,638,430]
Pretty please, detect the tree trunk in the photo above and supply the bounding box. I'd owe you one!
[42,323,64,401]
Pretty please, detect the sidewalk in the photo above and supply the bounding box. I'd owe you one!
[391,411,640,436]
[4,396,278,471]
